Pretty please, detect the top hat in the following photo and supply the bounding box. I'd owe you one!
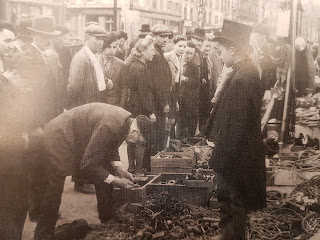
[191,28,206,41]
[27,16,61,36]
[16,20,32,38]
[139,24,152,33]
[0,21,17,36]
[213,20,252,51]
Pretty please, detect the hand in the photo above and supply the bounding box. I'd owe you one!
[163,104,170,113]
[176,102,179,112]
[202,78,207,84]
[112,176,135,189]
[21,132,29,149]
[106,79,113,90]
[149,113,156,123]
[115,166,134,182]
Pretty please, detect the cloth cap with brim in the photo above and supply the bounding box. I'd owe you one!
[213,19,253,51]
[191,28,206,41]
[85,24,108,37]
[55,24,70,36]
[152,24,172,36]
[0,21,17,36]
[103,32,117,48]
[16,20,32,38]
[136,115,154,144]
[27,16,61,36]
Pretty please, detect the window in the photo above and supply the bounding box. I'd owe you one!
[176,3,179,12]
[153,0,157,8]
[209,12,212,24]
[168,0,172,10]
[160,0,164,9]
[184,6,187,19]
[190,8,193,21]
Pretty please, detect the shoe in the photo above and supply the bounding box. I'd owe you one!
[74,183,96,194]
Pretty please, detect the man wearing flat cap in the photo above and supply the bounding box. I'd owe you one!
[205,20,266,240]
[99,32,128,107]
[34,103,153,240]
[66,24,111,109]
[148,23,173,152]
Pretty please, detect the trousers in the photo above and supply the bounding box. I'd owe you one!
[34,167,114,240]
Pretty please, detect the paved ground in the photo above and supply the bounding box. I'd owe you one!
[22,142,129,240]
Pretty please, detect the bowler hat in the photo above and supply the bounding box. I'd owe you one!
[152,24,172,36]
[213,20,252,51]
[139,24,152,33]
[85,24,108,37]
[0,21,16,36]
[103,32,117,49]
[191,28,206,41]
[16,20,32,38]
[28,16,61,36]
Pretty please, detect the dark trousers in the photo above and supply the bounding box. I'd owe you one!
[153,113,166,153]
[217,174,247,240]
[176,108,198,139]
[127,142,150,173]
[0,175,29,240]
[34,167,114,240]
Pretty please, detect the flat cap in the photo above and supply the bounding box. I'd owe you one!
[85,24,108,37]
[151,24,172,35]
[55,24,70,36]
[103,32,117,49]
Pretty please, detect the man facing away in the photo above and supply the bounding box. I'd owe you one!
[34,103,154,240]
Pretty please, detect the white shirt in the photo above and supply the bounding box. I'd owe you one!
[84,45,106,91]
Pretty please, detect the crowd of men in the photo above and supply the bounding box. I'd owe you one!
[1,13,312,240]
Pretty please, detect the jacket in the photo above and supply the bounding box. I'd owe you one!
[126,59,155,117]
[43,103,132,183]
[99,55,128,107]
[67,47,102,109]
[207,57,266,210]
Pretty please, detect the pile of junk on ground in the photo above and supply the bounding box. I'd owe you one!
[50,134,320,239]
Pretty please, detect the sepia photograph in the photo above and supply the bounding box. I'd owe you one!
[1,0,320,239]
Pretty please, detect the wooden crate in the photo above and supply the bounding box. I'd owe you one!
[145,173,213,206]
[151,151,196,174]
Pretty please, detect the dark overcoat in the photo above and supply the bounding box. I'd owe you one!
[126,59,155,117]
[149,44,172,114]
[207,57,266,210]
[13,45,63,129]
[43,103,131,184]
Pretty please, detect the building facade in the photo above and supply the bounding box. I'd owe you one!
[5,0,65,25]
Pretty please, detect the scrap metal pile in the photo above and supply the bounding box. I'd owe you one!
[248,178,320,240]
[85,191,220,239]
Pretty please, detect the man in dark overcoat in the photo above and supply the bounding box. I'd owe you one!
[149,24,172,152]
[191,28,210,132]
[34,103,153,240]
[176,41,200,139]
[205,20,266,240]
[13,16,64,222]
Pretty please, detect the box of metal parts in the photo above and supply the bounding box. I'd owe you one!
[150,151,196,174]
[145,173,213,206]
[113,175,155,208]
